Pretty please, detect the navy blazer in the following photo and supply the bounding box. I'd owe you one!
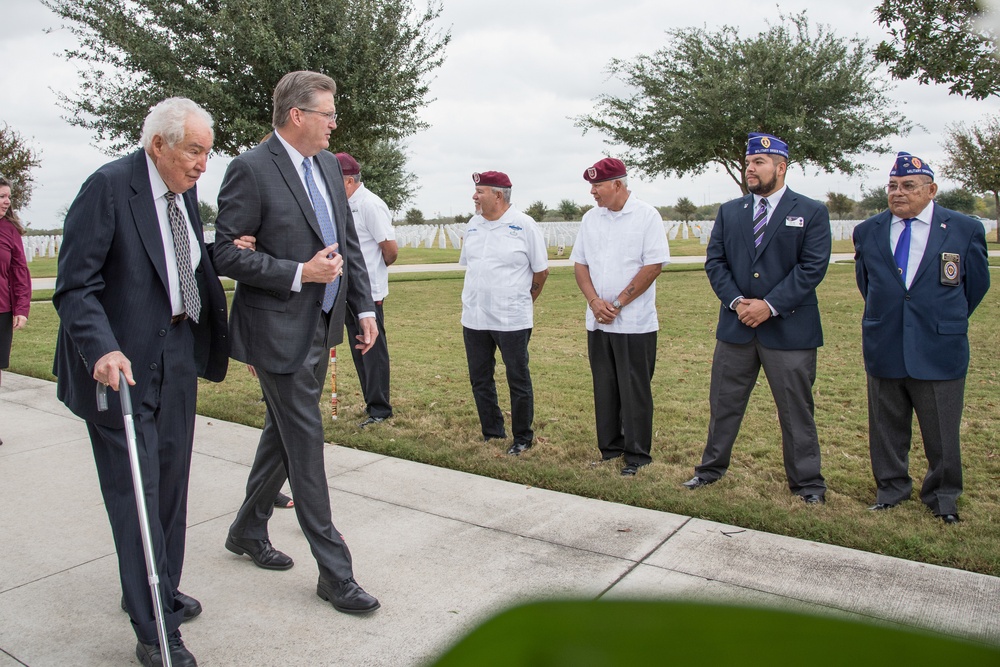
[853,205,990,380]
[213,134,375,374]
[53,150,230,426]
[706,188,832,350]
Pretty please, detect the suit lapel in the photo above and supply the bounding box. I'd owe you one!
[128,150,170,293]
[738,194,756,255]
[315,150,347,240]
[266,135,326,244]
[911,207,950,285]
[870,211,900,285]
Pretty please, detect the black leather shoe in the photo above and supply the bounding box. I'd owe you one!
[359,416,386,428]
[506,442,533,456]
[317,576,380,614]
[225,535,294,570]
[940,513,961,524]
[136,632,197,667]
[122,592,202,622]
[802,494,825,504]
[868,502,897,511]
[621,463,648,476]
[589,454,620,466]
[681,476,714,489]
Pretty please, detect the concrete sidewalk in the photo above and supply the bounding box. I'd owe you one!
[1,372,998,666]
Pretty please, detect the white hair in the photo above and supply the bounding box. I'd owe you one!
[492,187,512,204]
[140,97,214,150]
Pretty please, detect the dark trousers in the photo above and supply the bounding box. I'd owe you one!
[697,339,826,495]
[345,299,392,418]
[867,374,965,515]
[229,314,355,582]
[463,327,534,445]
[88,320,195,643]
[587,330,657,466]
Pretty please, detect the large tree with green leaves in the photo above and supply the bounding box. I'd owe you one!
[0,124,42,214]
[43,0,450,207]
[576,12,909,195]
[874,0,1000,100]
[941,114,1000,242]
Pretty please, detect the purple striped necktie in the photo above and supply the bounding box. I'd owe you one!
[753,198,769,248]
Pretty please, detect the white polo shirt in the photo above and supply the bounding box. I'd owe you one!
[459,207,548,331]
[570,194,670,334]
[348,183,395,300]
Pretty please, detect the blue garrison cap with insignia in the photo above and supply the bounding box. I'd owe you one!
[746,132,789,159]
[889,151,934,181]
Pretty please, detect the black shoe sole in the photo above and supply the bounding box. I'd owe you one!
[225,537,294,570]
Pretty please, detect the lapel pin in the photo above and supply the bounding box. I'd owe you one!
[940,223,947,229]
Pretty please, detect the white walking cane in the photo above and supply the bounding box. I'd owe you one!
[98,371,172,667]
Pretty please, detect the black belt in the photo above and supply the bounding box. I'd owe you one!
[170,313,188,325]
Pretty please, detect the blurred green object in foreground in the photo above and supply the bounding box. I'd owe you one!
[430,600,1000,666]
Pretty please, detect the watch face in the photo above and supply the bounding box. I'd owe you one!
[613,300,622,309]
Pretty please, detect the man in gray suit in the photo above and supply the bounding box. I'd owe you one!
[213,71,380,614]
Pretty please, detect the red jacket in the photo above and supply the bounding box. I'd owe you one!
[0,216,31,316]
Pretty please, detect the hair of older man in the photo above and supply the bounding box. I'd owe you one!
[140,98,214,151]
[273,71,337,129]
[491,187,512,204]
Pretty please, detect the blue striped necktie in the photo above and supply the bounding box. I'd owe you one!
[894,217,914,281]
[753,198,769,248]
[302,157,339,312]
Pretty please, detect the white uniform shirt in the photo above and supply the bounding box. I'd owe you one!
[348,183,395,300]
[459,207,548,331]
[890,200,934,289]
[570,194,670,334]
[145,152,202,318]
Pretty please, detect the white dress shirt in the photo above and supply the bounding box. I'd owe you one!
[890,200,934,289]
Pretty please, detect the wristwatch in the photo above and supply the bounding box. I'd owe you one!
[612,299,622,310]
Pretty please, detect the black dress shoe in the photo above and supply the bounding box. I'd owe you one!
[506,441,533,456]
[359,416,387,428]
[225,535,294,570]
[136,632,197,667]
[317,576,380,614]
[121,592,202,622]
[681,476,714,489]
[940,513,961,524]
[620,463,648,476]
[867,502,897,511]
[589,454,621,466]
[802,494,825,504]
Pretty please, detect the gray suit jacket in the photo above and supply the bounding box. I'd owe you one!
[213,133,375,374]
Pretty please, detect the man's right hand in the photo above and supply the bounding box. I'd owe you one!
[93,351,135,391]
[302,243,344,283]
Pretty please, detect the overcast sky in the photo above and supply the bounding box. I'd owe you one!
[4,0,1000,227]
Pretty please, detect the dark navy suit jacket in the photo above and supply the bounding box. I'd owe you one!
[53,149,229,427]
[706,188,832,350]
[853,205,990,380]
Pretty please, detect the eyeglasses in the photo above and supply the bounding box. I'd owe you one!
[884,182,930,194]
[297,108,338,122]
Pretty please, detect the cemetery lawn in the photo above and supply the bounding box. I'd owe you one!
[13,260,1000,577]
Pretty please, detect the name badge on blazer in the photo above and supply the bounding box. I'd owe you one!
[784,216,804,227]
[940,252,961,286]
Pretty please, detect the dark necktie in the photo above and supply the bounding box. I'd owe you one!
[302,157,339,312]
[894,217,914,281]
[164,191,201,323]
[753,198,769,248]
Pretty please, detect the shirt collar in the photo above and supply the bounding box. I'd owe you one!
[145,151,171,201]
[753,184,786,210]
[891,201,934,226]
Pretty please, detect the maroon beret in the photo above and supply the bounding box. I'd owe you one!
[583,157,627,183]
[336,152,360,176]
[472,171,512,188]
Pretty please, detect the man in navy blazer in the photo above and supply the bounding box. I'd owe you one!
[853,152,990,524]
[53,98,229,667]
[213,71,380,614]
[683,133,831,503]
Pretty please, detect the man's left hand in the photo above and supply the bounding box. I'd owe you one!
[737,298,772,328]
[354,316,379,354]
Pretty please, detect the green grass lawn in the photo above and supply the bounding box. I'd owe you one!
[11,253,1000,577]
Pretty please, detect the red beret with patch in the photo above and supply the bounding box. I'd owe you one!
[472,171,512,188]
[583,157,627,183]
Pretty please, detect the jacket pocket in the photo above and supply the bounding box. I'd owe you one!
[937,320,967,335]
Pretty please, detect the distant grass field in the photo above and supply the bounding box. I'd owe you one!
[10,258,1000,577]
